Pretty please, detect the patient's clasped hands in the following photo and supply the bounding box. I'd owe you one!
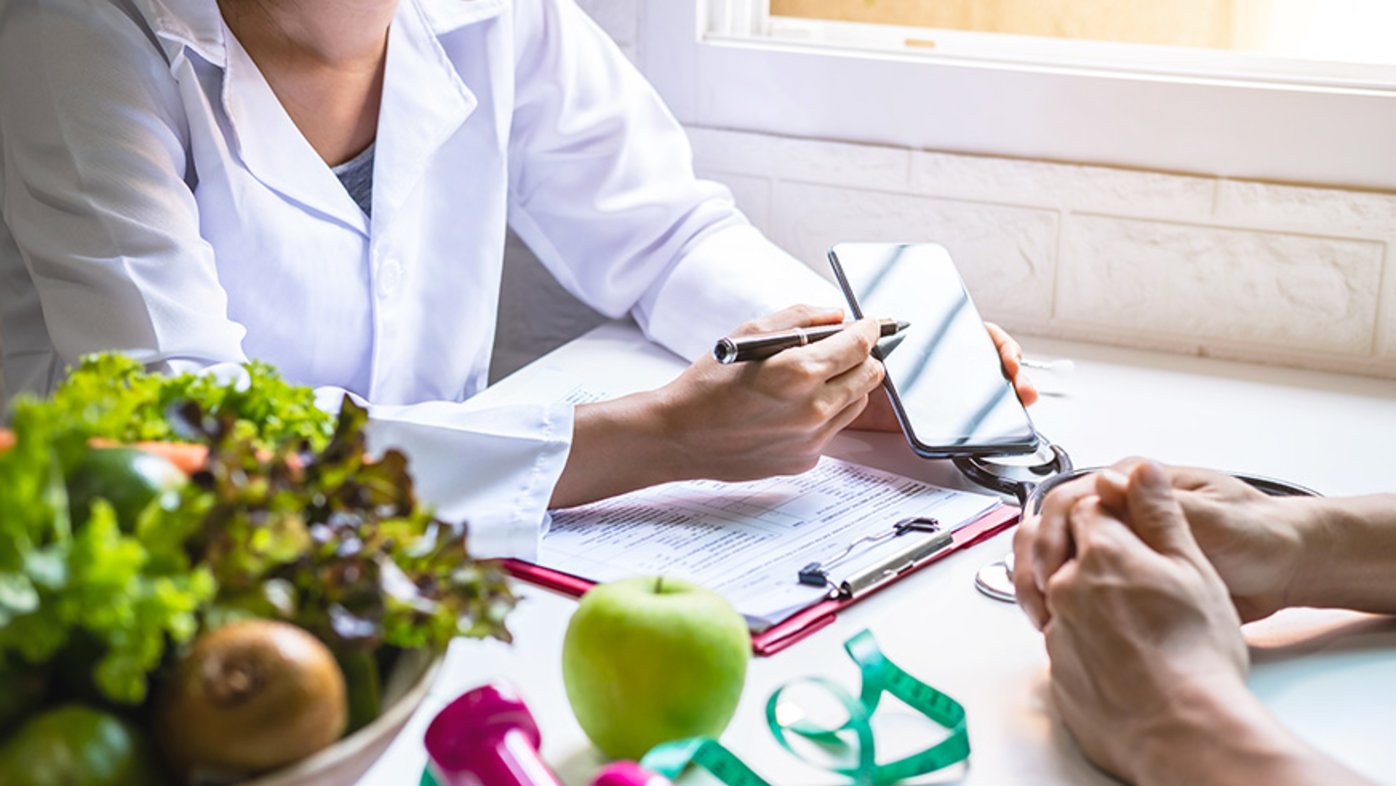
[1016,461,1310,629]
[1015,459,1392,786]
[1024,463,1249,784]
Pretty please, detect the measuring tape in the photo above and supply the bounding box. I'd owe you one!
[641,629,969,785]
[420,629,967,786]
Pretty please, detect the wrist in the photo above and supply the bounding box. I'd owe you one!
[1136,677,1373,786]
[645,382,702,482]
[1278,496,1336,610]
[1286,494,1396,613]
[550,390,686,509]
[1135,679,1288,786]
[612,388,691,488]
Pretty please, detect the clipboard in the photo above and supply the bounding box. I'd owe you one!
[501,504,1019,657]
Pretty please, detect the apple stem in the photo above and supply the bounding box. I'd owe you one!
[655,576,664,594]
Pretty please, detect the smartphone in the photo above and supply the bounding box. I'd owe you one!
[828,242,1040,459]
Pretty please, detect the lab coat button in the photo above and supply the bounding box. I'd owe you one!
[378,258,403,298]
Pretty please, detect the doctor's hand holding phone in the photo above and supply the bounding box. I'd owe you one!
[551,291,1038,511]
[828,242,1042,456]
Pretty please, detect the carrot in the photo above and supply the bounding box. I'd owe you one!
[3,434,209,476]
[4,433,299,476]
[131,442,211,476]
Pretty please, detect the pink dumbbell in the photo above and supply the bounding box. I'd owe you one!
[424,684,671,786]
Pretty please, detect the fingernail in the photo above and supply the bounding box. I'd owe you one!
[1133,461,1168,491]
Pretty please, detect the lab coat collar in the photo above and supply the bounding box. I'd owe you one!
[419,0,509,32]
[142,0,498,236]
[141,0,225,66]
[220,23,372,233]
[371,0,482,234]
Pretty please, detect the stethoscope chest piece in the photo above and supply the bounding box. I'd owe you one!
[974,552,1016,603]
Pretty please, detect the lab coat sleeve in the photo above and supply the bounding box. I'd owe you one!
[0,0,569,560]
[505,0,843,363]
[0,0,247,372]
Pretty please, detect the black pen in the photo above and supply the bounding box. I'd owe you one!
[714,319,911,364]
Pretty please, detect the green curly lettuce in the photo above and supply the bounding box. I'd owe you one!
[0,454,213,704]
[0,353,512,706]
[38,354,333,449]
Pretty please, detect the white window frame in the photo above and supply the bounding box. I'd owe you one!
[640,0,1396,191]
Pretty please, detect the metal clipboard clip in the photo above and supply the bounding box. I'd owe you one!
[797,516,952,599]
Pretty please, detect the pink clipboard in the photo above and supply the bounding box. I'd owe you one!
[500,504,1020,657]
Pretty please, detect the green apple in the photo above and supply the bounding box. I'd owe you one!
[562,576,750,760]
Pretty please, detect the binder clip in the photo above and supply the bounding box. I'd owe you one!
[798,516,940,588]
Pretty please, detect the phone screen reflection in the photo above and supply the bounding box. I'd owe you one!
[836,243,1037,453]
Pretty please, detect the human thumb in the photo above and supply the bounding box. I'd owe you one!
[1125,461,1198,556]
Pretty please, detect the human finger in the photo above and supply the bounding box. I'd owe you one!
[986,322,1021,375]
[1064,496,1141,569]
[1105,457,1238,496]
[1105,456,1228,498]
[1013,521,1050,630]
[1028,472,1099,592]
[821,355,885,414]
[843,387,902,432]
[783,317,882,380]
[1165,465,1264,498]
[1124,461,1202,557]
[986,322,1039,407]
[1094,469,1130,515]
[732,304,844,336]
[1040,560,1081,633]
[1013,373,1039,407]
[815,392,873,444]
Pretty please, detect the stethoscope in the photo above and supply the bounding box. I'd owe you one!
[954,437,1323,602]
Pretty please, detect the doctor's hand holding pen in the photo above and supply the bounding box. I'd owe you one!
[548,303,1041,510]
[549,304,885,509]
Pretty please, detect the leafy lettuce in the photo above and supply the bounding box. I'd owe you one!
[0,355,511,706]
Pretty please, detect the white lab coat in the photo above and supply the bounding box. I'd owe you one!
[0,0,838,556]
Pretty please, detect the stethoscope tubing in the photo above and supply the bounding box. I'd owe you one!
[954,442,1321,515]
[957,438,1322,603]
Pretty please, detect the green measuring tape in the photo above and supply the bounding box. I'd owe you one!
[641,629,969,785]
[420,629,967,786]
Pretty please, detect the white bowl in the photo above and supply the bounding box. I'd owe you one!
[234,649,441,786]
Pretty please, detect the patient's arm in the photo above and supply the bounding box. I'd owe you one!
[1286,493,1396,615]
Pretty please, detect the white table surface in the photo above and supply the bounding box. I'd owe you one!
[357,321,1396,786]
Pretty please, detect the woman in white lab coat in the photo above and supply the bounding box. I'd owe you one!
[0,0,1033,556]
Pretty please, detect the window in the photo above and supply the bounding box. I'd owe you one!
[640,1,1396,189]
[771,1,1396,69]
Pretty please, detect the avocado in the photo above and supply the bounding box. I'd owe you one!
[0,704,167,786]
[66,447,185,531]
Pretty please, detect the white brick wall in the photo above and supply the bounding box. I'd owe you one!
[549,0,1396,379]
[689,127,1396,378]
